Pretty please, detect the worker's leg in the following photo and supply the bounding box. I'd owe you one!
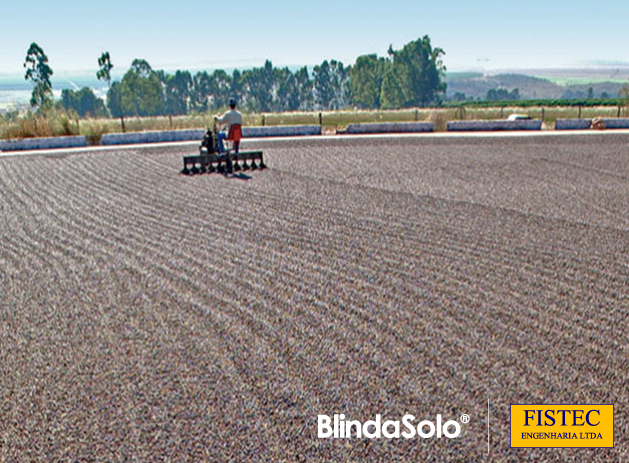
[217,132,227,153]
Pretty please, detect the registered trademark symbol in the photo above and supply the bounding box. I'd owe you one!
[460,414,470,424]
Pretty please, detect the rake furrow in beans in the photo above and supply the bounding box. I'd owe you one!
[1,134,627,462]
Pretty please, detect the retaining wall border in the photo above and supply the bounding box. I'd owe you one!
[0,135,87,151]
[447,120,543,131]
[599,118,629,129]
[1,125,322,152]
[343,122,434,134]
[555,119,593,130]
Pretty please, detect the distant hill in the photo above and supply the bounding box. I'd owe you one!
[446,74,563,100]
[560,82,626,99]
[445,72,628,101]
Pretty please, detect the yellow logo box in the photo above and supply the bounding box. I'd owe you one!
[511,405,614,448]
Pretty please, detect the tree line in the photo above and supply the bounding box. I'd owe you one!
[22,36,447,118]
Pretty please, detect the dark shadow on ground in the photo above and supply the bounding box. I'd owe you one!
[227,172,253,181]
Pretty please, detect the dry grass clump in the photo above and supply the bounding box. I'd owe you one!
[80,119,110,145]
[0,110,80,139]
[260,108,442,131]
[427,109,457,131]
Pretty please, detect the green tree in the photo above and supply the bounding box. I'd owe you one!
[380,36,446,108]
[240,61,275,112]
[380,66,405,109]
[274,67,300,111]
[230,69,244,104]
[313,60,351,110]
[61,87,107,117]
[119,59,165,116]
[294,66,313,110]
[97,52,113,88]
[313,60,333,110]
[163,70,193,115]
[328,60,351,109]
[192,71,211,111]
[350,54,386,109]
[23,42,54,109]
[486,87,520,101]
[191,69,233,112]
[106,81,124,117]
[129,59,153,78]
[208,70,232,109]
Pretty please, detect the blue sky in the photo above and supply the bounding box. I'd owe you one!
[2,0,629,76]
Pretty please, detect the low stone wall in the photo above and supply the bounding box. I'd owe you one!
[100,126,322,145]
[343,122,434,134]
[555,119,592,130]
[599,118,629,129]
[0,135,87,152]
[101,129,205,146]
[6,118,629,153]
[241,125,322,137]
[447,120,543,131]
[555,118,629,130]
[0,125,323,152]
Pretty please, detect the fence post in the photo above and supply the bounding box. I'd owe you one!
[415,109,419,121]
[121,116,125,133]
[319,112,323,127]
[618,105,622,118]
[578,105,582,119]
[500,107,504,117]
[541,107,545,122]
[262,115,265,126]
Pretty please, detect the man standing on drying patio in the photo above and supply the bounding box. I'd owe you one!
[214,97,243,154]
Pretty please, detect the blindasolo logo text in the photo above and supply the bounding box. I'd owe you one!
[511,404,614,448]
[318,414,467,439]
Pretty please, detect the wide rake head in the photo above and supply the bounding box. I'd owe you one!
[181,151,266,175]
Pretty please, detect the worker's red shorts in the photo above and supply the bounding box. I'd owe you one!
[228,124,242,142]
